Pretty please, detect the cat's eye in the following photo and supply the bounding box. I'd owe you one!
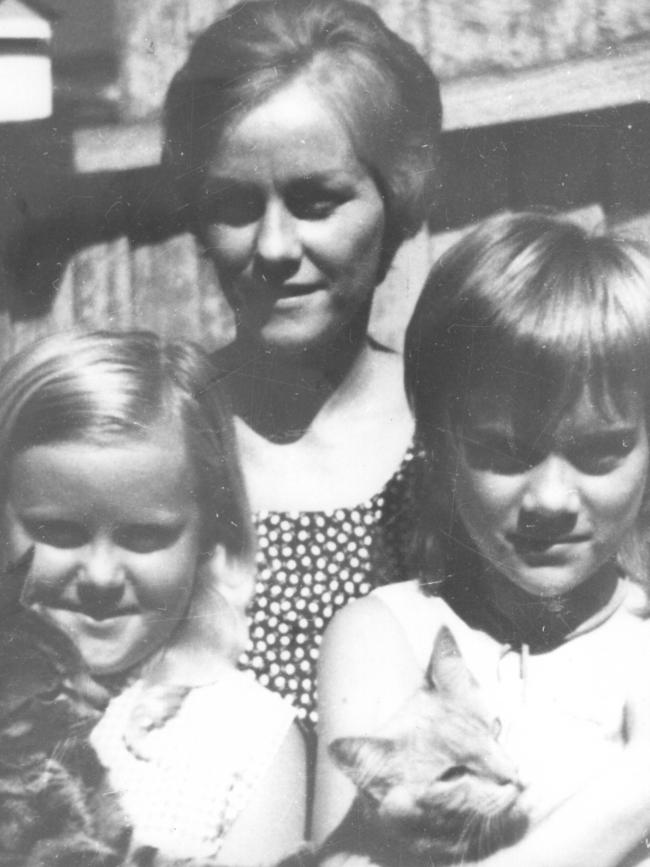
[439,765,470,782]
[39,686,62,703]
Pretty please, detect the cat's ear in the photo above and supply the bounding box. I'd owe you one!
[329,736,396,799]
[426,626,479,698]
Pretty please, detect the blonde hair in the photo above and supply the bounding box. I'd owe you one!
[0,329,255,662]
[404,211,650,588]
[163,0,441,279]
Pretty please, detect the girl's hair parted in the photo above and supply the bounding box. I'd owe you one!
[0,329,255,659]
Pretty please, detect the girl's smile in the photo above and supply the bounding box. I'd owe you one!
[2,427,203,676]
[453,385,649,600]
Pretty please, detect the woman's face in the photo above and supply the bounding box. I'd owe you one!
[198,77,386,352]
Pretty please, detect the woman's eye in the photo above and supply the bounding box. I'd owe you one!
[114,525,182,553]
[23,519,86,548]
[199,187,263,226]
[288,193,339,220]
[287,182,346,220]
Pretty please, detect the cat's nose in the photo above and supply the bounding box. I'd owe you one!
[513,769,529,792]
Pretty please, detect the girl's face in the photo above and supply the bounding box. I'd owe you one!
[198,76,386,352]
[452,382,649,599]
[3,424,203,676]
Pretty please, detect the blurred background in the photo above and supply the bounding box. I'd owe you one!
[0,0,649,359]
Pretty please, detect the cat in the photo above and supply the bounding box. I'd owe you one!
[0,549,132,867]
[284,626,528,867]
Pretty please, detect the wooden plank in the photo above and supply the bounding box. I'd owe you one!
[72,40,650,173]
[427,0,601,82]
[442,42,650,131]
[74,120,161,173]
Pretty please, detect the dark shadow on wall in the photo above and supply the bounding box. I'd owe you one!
[430,102,650,233]
[3,101,650,321]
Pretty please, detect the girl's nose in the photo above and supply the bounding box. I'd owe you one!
[254,201,301,280]
[519,455,580,534]
[74,545,126,609]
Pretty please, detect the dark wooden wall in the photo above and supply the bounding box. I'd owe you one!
[0,1,649,361]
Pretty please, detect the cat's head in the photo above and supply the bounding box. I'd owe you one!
[0,550,109,756]
[330,627,528,864]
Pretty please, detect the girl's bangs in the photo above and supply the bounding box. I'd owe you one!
[471,311,649,436]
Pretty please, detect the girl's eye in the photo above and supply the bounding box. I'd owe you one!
[461,436,539,475]
[114,525,182,553]
[567,433,638,475]
[23,519,87,549]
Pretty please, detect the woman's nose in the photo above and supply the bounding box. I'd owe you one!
[519,455,580,534]
[254,201,301,279]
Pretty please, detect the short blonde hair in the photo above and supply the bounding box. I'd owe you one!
[404,211,650,588]
[163,0,441,279]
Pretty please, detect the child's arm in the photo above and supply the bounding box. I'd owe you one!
[313,595,424,841]
[218,722,307,865]
[314,596,650,867]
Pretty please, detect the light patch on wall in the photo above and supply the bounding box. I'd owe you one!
[0,0,54,120]
[0,52,51,119]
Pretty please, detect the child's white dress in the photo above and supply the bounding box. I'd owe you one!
[91,670,296,860]
[371,578,650,824]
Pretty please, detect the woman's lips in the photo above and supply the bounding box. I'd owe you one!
[274,283,325,301]
[250,280,324,298]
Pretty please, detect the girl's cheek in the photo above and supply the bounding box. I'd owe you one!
[25,545,73,593]
[3,519,32,563]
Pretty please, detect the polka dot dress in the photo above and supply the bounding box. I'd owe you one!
[239,444,420,732]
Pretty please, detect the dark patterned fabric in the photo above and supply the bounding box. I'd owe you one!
[239,445,419,731]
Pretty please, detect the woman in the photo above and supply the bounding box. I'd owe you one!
[162,0,441,733]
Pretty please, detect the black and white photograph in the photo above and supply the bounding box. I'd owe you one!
[1,1,650,864]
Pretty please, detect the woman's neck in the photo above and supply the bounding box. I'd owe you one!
[215,327,392,444]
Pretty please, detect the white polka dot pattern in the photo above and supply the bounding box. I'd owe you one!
[239,445,419,730]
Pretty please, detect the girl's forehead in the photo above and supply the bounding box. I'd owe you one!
[459,376,645,436]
